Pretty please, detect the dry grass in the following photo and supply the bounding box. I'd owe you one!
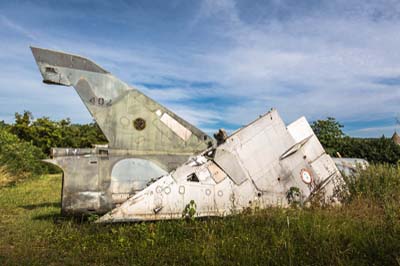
[0,166,15,188]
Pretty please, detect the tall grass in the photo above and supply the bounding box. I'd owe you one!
[345,163,400,203]
[344,163,400,231]
[1,164,400,265]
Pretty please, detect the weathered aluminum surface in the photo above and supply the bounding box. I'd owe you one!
[31,47,213,215]
[31,47,211,150]
[97,109,344,222]
[332,158,369,176]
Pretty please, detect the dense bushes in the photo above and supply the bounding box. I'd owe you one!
[339,137,400,164]
[0,111,107,186]
[312,118,400,164]
[9,111,107,155]
[0,127,46,186]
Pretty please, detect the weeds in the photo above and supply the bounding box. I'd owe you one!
[0,164,400,265]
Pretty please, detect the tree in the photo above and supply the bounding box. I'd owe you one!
[29,117,64,154]
[339,136,400,164]
[11,111,33,142]
[9,111,107,156]
[311,117,400,164]
[0,127,46,178]
[311,117,344,156]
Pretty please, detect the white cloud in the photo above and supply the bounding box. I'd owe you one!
[0,1,400,137]
[347,125,398,138]
[0,15,37,40]
[165,103,222,129]
[187,0,400,129]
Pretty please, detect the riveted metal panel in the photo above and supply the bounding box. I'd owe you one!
[214,148,248,185]
[207,163,227,184]
[310,154,338,183]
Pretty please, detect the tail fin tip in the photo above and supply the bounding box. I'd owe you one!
[30,46,109,76]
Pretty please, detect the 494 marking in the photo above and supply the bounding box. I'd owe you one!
[89,97,112,106]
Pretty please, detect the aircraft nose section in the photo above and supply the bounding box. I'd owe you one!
[95,212,121,223]
[96,191,154,223]
[96,174,178,223]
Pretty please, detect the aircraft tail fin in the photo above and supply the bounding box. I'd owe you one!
[31,47,212,153]
[31,46,108,86]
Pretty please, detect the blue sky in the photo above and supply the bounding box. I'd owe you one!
[0,0,399,137]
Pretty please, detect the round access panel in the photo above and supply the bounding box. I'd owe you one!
[300,169,313,184]
[133,118,146,130]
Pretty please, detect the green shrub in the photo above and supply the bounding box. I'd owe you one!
[0,127,46,185]
[10,111,107,155]
[337,137,400,164]
[312,117,400,164]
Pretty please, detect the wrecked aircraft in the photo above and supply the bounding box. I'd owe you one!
[31,47,213,215]
[32,47,345,222]
[98,109,345,222]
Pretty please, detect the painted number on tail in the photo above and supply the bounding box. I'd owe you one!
[89,97,112,106]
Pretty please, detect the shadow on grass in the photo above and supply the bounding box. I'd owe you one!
[32,212,63,222]
[20,202,84,224]
[20,202,60,210]
[32,211,99,224]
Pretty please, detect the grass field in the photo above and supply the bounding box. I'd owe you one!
[0,168,400,265]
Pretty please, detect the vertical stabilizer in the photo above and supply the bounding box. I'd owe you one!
[31,47,212,152]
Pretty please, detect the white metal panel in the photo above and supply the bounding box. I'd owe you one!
[214,149,248,185]
[183,182,215,215]
[215,109,295,187]
[231,180,257,210]
[251,161,283,192]
[287,116,313,143]
[214,178,234,214]
[160,113,192,141]
[207,163,227,184]
[196,167,211,181]
[332,158,369,176]
[310,154,338,183]
[287,116,325,162]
